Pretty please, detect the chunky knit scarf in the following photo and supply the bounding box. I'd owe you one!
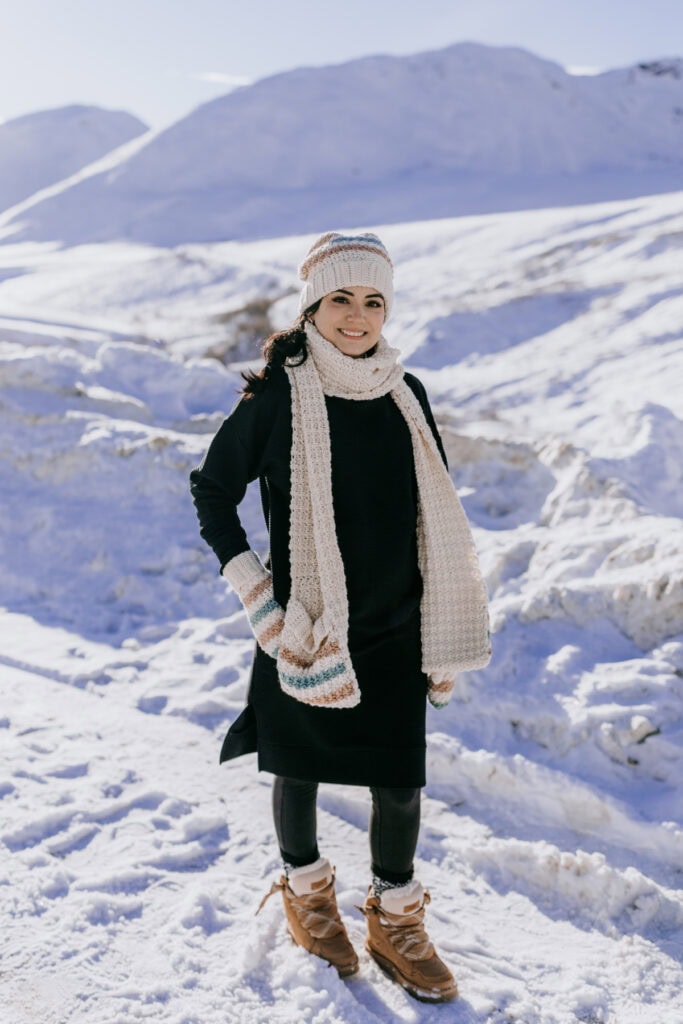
[275,321,491,709]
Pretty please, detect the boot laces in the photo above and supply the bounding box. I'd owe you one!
[291,887,344,939]
[257,878,344,940]
[379,906,434,961]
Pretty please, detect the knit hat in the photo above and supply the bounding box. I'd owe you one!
[298,232,394,319]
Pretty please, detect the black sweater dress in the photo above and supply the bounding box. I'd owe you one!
[189,365,448,788]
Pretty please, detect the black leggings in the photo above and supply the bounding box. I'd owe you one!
[272,776,421,885]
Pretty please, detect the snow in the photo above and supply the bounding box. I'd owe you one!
[0,105,148,213]
[1,187,682,1022]
[2,43,683,247]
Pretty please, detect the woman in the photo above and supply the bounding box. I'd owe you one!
[189,231,491,1002]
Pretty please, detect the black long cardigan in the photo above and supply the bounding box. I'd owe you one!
[189,364,448,787]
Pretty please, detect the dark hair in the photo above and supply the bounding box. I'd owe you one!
[240,301,320,397]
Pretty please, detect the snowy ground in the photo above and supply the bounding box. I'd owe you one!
[1,190,682,1023]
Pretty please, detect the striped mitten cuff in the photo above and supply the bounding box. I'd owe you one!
[427,677,455,709]
[221,550,285,659]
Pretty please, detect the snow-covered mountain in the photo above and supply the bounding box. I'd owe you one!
[1,189,682,1022]
[2,43,683,247]
[0,104,148,213]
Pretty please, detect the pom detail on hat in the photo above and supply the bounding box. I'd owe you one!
[298,232,394,318]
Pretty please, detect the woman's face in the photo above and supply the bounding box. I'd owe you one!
[311,286,386,358]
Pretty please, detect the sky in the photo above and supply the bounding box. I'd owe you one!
[1,0,681,129]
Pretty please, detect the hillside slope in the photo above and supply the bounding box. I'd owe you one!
[2,44,682,246]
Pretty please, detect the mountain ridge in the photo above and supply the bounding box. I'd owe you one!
[2,41,682,246]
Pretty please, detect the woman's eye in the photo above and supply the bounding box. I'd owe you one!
[332,295,348,303]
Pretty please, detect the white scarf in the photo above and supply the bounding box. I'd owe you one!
[275,321,490,708]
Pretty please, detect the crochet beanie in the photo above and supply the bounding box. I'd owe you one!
[298,232,394,318]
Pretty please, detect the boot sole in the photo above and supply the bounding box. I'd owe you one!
[286,927,359,978]
[366,943,458,1003]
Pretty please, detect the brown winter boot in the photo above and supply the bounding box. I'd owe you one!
[257,857,359,978]
[360,879,457,1002]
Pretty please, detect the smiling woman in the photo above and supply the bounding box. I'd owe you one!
[189,229,490,1001]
